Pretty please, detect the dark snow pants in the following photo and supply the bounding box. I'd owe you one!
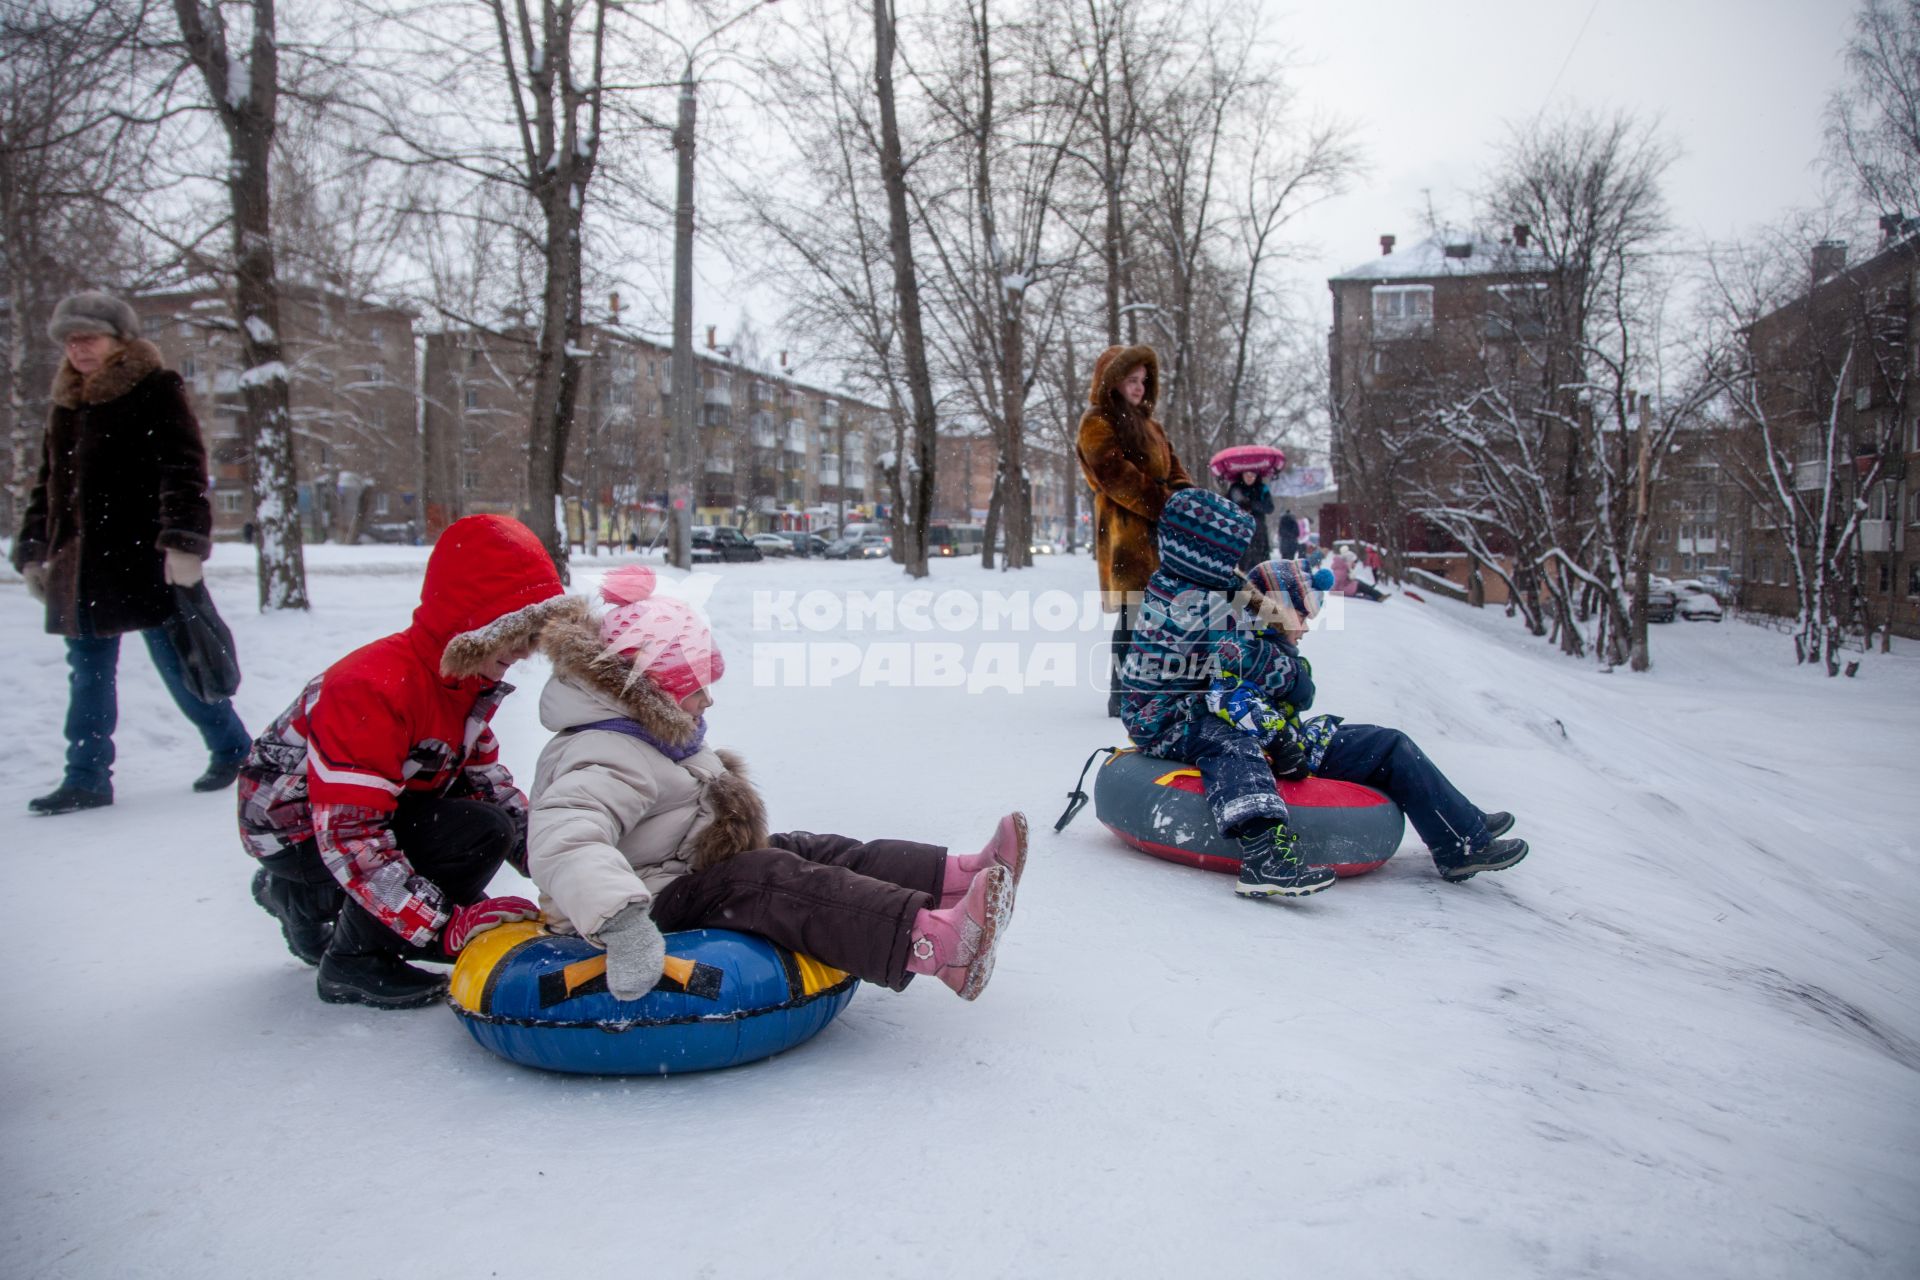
[1140,713,1290,838]
[1315,724,1490,862]
[258,794,518,957]
[649,832,946,991]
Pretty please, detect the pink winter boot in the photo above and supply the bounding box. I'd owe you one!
[938,812,1028,908]
[907,864,1015,1000]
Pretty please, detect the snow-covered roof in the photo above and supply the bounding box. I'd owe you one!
[1330,236,1547,283]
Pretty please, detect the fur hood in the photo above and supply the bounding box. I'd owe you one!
[51,339,166,410]
[537,597,767,870]
[1085,343,1160,414]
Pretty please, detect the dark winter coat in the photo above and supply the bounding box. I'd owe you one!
[1227,478,1274,568]
[11,339,214,637]
[1075,345,1194,609]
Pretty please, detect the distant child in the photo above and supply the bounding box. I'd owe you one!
[1117,488,1335,898]
[1239,558,1528,883]
[526,566,1024,1002]
[240,515,568,1009]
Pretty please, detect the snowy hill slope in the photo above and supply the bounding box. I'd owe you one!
[2,550,1915,1279]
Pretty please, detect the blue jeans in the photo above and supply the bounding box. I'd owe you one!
[1315,724,1490,861]
[63,629,251,793]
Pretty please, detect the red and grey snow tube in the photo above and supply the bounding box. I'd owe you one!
[1094,748,1404,877]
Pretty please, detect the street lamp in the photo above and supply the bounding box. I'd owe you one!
[639,0,779,570]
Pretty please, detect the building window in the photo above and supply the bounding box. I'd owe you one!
[464,386,479,410]
[1371,285,1434,339]
[217,490,245,515]
[368,361,386,385]
[369,326,384,346]
[1908,562,1920,596]
[375,492,391,515]
[1654,555,1670,573]
[463,470,479,491]
[1879,562,1892,593]
[1910,490,1920,525]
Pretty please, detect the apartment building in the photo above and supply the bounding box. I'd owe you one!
[1740,229,1920,639]
[1322,231,1557,563]
[137,285,420,543]
[421,325,885,543]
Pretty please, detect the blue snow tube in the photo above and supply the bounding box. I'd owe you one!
[449,922,859,1075]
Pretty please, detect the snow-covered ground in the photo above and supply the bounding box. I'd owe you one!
[3,546,1916,1279]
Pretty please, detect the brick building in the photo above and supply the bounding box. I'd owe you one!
[933,430,1072,544]
[421,326,885,543]
[136,285,420,543]
[1739,231,1920,639]
[1323,231,1555,569]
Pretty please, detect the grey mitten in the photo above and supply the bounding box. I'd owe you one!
[599,901,666,1001]
[23,563,48,602]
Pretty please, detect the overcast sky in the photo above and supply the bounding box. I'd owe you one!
[698,0,1862,369]
[1273,0,1857,293]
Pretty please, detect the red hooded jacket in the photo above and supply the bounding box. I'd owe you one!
[238,516,567,946]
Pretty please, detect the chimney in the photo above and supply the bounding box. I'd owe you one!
[706,325,717,350]
[1880,212,1907,246]
[1380,234,1396,256]
[779,350,788,368]
[1811,240,1848,285]
[1513,223,1531,249]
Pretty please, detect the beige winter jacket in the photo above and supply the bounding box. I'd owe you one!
[527,606,768,943]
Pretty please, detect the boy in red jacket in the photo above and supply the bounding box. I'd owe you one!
[239,515,573,1008]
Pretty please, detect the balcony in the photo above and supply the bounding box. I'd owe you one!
[1793,460,1827,491]
[704,384,732,407]
[1859,519,1892,553]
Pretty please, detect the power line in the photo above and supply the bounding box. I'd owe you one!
[1538,0,1604,118]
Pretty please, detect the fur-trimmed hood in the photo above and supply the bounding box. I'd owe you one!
[537,596,704,746]
[416,515,571,680]
[1086,343,1159,414]
[51,338,165,410]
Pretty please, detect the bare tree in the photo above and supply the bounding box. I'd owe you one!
[1,0,154,533]
[1826,0,1920,219]
[172,0,309,609]
[872,0,941,577]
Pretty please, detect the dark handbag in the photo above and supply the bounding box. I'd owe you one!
[161,581,241,703]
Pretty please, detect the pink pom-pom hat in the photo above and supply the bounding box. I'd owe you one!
[598,565,724,699]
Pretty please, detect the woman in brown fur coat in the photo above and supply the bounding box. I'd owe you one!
[1075,344,1193,716]
[11,292,250,815]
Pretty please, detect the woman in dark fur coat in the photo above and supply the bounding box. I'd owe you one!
[1074,344,1193,717]
[11,292,251,815]
[527,566,1028,1002]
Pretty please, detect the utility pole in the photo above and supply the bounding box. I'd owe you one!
[668,69,698,570]
[1630,390,1653,671]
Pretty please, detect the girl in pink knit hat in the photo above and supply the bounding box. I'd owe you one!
[525,565,1026,1002]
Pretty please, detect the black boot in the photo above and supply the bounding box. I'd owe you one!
[28,784,113,816]
[1437,837,1530,883]
[250,868,339,966]
[193,756,246,793]
[1234,826,1336,898]
[316,904,448,1009]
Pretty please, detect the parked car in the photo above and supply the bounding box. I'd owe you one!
[1672,577,1731,604]
[1646,576,1677,623]
[691,525,763,562]
[781,532,832,558]
[853,535,892,559]
[1676,590,1724,622]
[750,533,792,557]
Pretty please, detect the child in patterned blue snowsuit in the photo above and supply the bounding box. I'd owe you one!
[1116,489,1335,897]
[1237,558,1530,883]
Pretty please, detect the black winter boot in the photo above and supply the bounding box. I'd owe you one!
[28,784,113,816]
[1234,826,1335,898]
[316,905,448,1009]
[250,868,339,966]
[193,756,246,793]
[1437,837,1530,883]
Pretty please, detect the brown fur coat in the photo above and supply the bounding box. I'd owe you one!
[1075,345,1194,607]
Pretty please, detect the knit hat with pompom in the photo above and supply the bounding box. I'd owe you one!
[598,565,724,699]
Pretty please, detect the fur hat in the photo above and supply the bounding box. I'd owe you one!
[599,565,723,700]
[49,292,140,343]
